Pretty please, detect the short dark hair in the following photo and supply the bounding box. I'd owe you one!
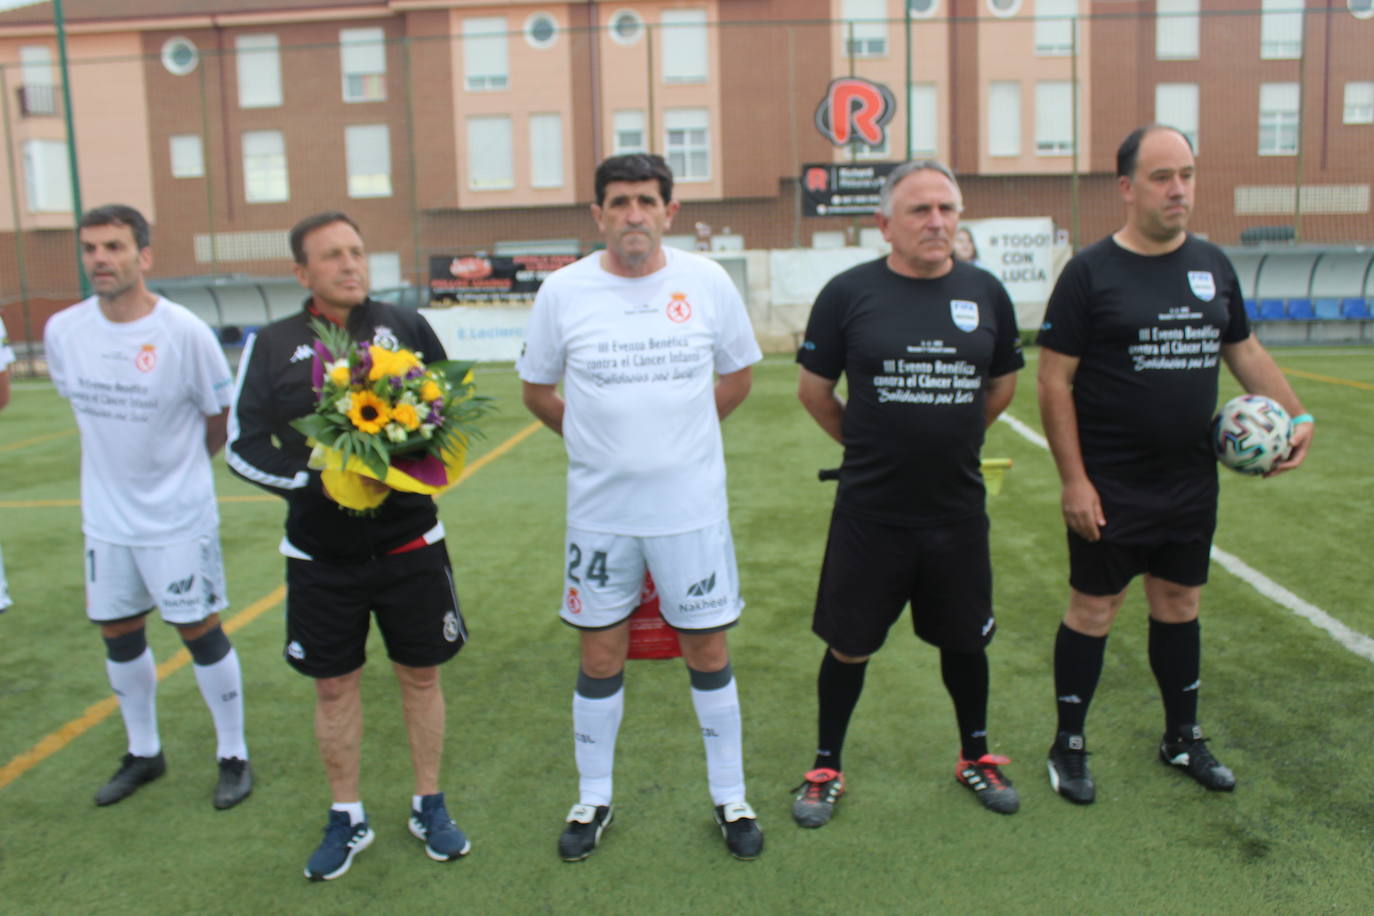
[289,211,361,264]
[594,154,673,206]
[79,204,150,249]
[1116,124,1194,179]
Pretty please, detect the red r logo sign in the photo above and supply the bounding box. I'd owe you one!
[814,77,895,148]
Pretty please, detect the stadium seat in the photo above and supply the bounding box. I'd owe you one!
[1257,299,1288,320]
[1341,298,1372,319]
[1244,299,1258,319]
[1313,298,1341,320]
[1286,298,1314,320]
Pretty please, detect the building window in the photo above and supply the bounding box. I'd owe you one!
[22,139,71,212]
[368,252,402,290]
[467,116,514,189]
[1155,83,1199,151]
[664,108,710,181]
[1260,0,1302,59]
[18,45,57,116]
[340,28,386,103]
[1155,0,1199,60]
[463,17,509,91]
[609,9,645,45]
[1034,0,1076,55]
[525,12,558,49]
[236,34,282,108]
[345,124,391,198]
[1035,81,1074,155]
[988,81,1021,156]
[170,134,205,178]
[160,37,199,76]
[242,130,288,202]
[613,110,646,154]
[1351,0,1374,19]
[1258,83,1300,156]
[908,83,938,156]
[661,9,708,82]
[1343,82,1374,124]
[908,0,940,18]
[842,0,887,58]
[987,0,1023,17]
[529,114,564,188]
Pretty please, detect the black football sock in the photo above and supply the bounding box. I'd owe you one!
[1148,617,1201,737]
[940,647,990,760]
[814,650,868,772]
[1055,623,1108,736]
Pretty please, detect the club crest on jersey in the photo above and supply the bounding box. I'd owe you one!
[666,292,692,323]
[1188,271,1216,302]
[372,325,399,350]
[442,611,461,643]
[566,586,583,614]
[135,344,157,372]
[950,299,979,333]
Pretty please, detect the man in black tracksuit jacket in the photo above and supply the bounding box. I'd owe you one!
[227,211,472,881]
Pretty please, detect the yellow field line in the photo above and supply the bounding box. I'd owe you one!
[0,421,544,793]
[0,428,77,453]
[1281,367,1374,392]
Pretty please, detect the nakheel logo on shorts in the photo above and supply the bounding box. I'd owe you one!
[679,573,727,613]
[166,574,196,595]
[286,640,306,660]
[565,586,583,614]
[135,344,157,373]
[442,611,461,643]
[686,573,717,597]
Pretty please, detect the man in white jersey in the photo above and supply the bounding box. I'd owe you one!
[0,313,14,611]
[519,154,764,861]
[44,205,251,810]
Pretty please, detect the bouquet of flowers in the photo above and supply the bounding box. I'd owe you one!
[290,319,491,511]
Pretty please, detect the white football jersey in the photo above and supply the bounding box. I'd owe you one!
[518,248,761,536]
[0,315,15,372]
[45,297,233,545]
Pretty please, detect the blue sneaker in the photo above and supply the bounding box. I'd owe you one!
[409,793,471,862]
[305,810,374,881]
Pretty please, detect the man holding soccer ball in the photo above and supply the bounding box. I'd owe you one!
[1037,125,1313,804]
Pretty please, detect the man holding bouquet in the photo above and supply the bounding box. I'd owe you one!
[228,212,471,880]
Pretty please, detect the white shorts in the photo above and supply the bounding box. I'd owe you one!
[85,533,229,625]
[561,520,743,632]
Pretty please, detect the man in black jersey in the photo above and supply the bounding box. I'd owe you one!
[792,161,1025,825]
[1037,125,1312,805]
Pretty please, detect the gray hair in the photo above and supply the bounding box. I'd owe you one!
[878,159,963,216]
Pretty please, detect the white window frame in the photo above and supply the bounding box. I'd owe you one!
[1260,0,1303,60]
[368,252,402,291]
[1035,81,1074,155]
[608,9,645,45]
[1350,0,1374,20]
[842,0,888,58]
[988,81,1021,157]
[664,108,710,182]
[613,110,646,154]
[529,113,564,189]
[463,17,509,92]
[18,45,57,115]
[345,124,392,199]
[22,139,71,213]
[987,0,1023,18]
[661,8,708,83]
[235,34,282,109]
[170,134,205,178]
[1344,81,1374,124]
[524,12,559,49]
[1155,0,1199,61]
[340,27,386,103]
[467,116,514,190]
[1258,83,1300,156]
[908,83,938,157]
[1155,83,1199,152]
[1034,0,1076,56]
[908,0,940,19]
[242,130,289,202]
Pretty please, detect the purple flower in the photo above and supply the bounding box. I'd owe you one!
[310,342,328,390]
[427,403,443,424]
[406,367,424,380]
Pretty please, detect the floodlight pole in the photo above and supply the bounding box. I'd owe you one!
[54,0,89,296]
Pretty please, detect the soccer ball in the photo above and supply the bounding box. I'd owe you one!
[1211,394,1292,475]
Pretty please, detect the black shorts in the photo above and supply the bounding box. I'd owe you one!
[813,512,994,656]
[284,541,467,678]
[1067,531,1212,596]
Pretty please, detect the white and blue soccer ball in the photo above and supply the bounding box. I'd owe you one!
[1211,394,1292,476]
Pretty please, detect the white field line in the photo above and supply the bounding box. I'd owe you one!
[997,411,1374,662]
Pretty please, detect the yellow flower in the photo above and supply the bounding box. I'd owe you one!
[368,346,422,382]
[328,362,351,386]
[392,402,421,431]
[347,390,391,434]
[420,379,443,402]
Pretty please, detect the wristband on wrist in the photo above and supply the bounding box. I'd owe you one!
[1290,413,1314,426]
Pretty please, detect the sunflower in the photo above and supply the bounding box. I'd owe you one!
[391,402,421,431]
[347,390,391,434]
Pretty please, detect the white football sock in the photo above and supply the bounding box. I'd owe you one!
[331,801,366,825]
[192,647,248,760]
[107,648,160,757]
[572,687,624,806]
[691,676,745,806]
